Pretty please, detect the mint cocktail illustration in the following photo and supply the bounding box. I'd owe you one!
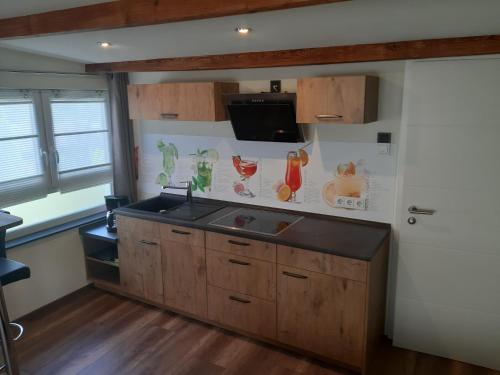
[155,140,178,187]
[191,148,218,192]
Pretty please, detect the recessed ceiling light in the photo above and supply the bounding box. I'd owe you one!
[97,41,112,48]
[235,27,252,35]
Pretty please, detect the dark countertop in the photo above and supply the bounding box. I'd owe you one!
[0,212,23,231]
[79,220,118,244]
[115,194,391,261]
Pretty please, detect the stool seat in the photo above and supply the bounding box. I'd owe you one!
[0,258,30,286]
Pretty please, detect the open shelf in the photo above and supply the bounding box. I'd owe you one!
[87,246,119,268]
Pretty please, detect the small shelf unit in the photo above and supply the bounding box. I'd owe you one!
[79,220,120,287]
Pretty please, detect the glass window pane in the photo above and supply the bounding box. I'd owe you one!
[51,101,108,134]
[0,101,38,138]
[55,132,111,172]
[0,137,43,183]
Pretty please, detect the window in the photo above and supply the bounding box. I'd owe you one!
[0,89,112,238]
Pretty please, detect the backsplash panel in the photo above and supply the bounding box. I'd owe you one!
[138,134,397,223]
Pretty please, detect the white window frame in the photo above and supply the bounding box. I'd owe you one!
[1,88,113,239]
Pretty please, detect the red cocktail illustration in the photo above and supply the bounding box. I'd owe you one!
[285,151,302,202]
[233,155,258,197]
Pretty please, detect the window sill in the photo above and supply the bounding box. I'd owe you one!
[5,212,105,251]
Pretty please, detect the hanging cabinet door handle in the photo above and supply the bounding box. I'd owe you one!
[315,114,343,120]
[228,240,250,247]
[229,296,251,304]
[228,259,251,266]
[171,229,191,235]
[138,239,158,246]
[282,271,308,279]
[408,206,436,215]
[161,113,179,119]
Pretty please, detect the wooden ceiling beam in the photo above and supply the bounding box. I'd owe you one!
[85,35,500,73]
[0,0,347,39]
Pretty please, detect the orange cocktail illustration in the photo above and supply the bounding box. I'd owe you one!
[233,156,258,197]
[285,151,302,202]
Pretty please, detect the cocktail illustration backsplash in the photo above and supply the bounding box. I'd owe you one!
[148,135,396,223]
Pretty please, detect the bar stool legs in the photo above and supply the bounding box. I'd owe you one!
[0,284,20,375]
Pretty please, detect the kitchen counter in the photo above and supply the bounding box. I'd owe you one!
[115,194,390,261]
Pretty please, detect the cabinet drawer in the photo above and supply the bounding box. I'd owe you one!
[277,245,367,283]
[206,232,276,262]
[160,223,204,247]
[207,285,276,339]
[206,250,276,301]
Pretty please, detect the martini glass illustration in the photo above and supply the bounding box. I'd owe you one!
[232,156,258,197]
[285,151,302,202]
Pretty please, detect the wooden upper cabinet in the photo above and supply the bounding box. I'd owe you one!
[127,81,239,121]
[277,264,367,368]
[117,216,164,304]
[296,76,379,124]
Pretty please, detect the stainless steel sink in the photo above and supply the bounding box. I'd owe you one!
[124,195,225,221]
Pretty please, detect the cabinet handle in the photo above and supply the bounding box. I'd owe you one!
[229,295,251,304]
[315,114,343,120]
[228,240,250,247]
[172,229,191,235]
[161,113,178,119]
[228,258,251,266]
[138,239,158,246]
[282,271,308,279]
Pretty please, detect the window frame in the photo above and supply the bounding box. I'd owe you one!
[1,88,114,240]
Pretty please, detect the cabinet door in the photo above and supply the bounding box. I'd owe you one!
[277,265,366,367]
[296,76,378,124]
[128,84,164,120]
[160,224,207,317]
[117,216,164,304]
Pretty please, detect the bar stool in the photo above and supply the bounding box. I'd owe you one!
[0,259,30,375]
[0,212,30,375]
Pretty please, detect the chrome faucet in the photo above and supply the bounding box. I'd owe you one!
[162,181,192,203]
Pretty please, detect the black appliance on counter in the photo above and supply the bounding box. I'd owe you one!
[105,195,129,233]
[226,93,304,143]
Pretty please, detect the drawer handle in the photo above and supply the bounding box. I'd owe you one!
[161,113,178,119]
[172,229,191,235]
[138,239,158,246]
[228,259,251,266]
[229,296,251,304]
[315,114,343,120]
[228,240,250,247]
[282,271,308,279]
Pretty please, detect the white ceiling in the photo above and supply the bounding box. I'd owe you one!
[1,0,500,64]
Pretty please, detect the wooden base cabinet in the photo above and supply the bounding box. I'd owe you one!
[113,218,389,374]
[116,216,164,304]
[277,264,366,368]
[160,224,207,317]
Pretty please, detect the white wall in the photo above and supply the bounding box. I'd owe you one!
[1,46,107,319]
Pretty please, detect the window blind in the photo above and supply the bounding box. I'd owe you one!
[0,90,50,207]
[46,91,112,193]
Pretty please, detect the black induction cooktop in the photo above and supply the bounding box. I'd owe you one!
[209,208,303,236]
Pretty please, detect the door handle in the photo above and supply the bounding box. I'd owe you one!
[228,258,251,266]
[228,240,250,247]
[229,295,251,304]
[408,206,435,215]
[138,240,158,246]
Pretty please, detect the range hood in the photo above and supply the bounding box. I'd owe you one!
[226,93,304,143]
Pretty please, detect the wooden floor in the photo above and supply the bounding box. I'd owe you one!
[14,286,499,375]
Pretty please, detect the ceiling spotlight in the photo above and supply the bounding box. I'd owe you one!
[97,41,112,48]
[235,27,252,35]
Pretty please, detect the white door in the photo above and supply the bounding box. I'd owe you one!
[393,57,500,371]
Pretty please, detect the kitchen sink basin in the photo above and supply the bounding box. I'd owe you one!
[123,195,225,221]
